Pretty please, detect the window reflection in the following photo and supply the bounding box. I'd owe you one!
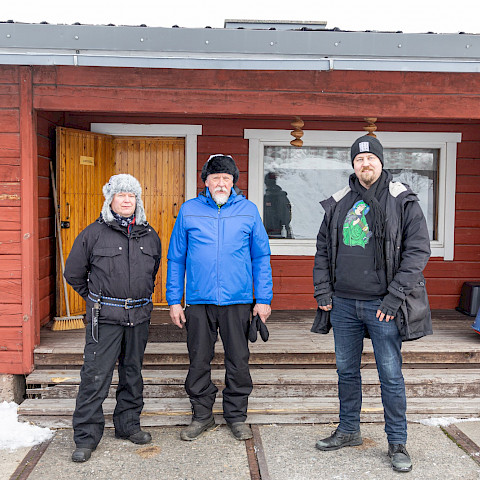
[264,172,293,238]
[264,146,438,241]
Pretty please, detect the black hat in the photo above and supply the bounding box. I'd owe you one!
[201,154,239,184]
[350,135,384,167]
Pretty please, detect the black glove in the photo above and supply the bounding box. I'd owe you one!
[248,315,269,342]
[315,294,332,308]
[378,293,403,317]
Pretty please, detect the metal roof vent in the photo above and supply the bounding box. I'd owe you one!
[224,19,327,30]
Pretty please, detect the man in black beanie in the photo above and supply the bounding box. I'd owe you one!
[166,154,273,442]
[312,134,432,473]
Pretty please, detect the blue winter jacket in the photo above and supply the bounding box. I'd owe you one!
[166,187,273,306]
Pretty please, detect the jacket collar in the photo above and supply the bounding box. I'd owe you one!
[97,215,150,237]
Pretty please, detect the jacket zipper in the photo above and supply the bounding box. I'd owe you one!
[217,204,221,304]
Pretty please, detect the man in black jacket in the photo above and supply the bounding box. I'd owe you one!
[313,135,431,473]
[64,174,161,463]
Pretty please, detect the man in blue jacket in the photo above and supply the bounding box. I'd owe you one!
[167,154,273,442]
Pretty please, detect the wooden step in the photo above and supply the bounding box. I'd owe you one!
[18,396,480,429]
[34,319,480,367]
[25,368,480,400]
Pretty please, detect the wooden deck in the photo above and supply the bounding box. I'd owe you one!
[19,310,480,427]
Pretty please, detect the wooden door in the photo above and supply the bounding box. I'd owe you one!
[56,129,184,315]
[56,127,114,316]
[113,137,185,305]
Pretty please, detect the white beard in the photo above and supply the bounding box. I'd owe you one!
[212,191,230,205]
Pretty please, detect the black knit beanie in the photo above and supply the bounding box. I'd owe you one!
[350,135,384,167]
[201,154,239,184]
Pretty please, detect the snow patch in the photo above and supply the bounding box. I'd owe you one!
[417,417,480,427]
[0,401,53,451]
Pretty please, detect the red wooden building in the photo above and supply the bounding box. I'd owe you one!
[1,21,480,376]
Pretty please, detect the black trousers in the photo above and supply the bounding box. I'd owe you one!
[72,321,149,449]
[185,304,252,423]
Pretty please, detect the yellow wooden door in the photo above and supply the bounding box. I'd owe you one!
[56,127,114,316]
[113,137,185,305]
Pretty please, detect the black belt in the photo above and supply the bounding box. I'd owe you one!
[88,291,152,309]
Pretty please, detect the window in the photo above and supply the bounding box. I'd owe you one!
[245,130,461,259]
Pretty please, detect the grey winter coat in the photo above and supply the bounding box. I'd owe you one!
[312,178,432,341]
[64,217,161,327]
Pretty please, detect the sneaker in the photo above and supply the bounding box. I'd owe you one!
[180,417,215,441]
[315,428,363,451]
[228,422,253,441]
[71,447,93,462]
[115,430,152,445]
[388,444,412,472]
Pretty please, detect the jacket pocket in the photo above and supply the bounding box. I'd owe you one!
[139,245,157,279]
[92,246,123,277]
[396,280,432,341]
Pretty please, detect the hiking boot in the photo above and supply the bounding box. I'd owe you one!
[388,443,412,472]
[228,422,253,441]
[315,428,363,451]
[115,430,152,445]
[71,447,93,462]
[180,417,215,441]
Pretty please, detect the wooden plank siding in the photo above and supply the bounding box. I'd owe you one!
[19,66,38,372]
[0,65,23,373]
[64,117,480,311]
[31,66,480,120]
[37,111,62,327]
[2,64,480,374]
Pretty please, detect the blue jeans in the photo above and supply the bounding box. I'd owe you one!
[330,296,407,444]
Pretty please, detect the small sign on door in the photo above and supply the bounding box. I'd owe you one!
[80,156,95,166]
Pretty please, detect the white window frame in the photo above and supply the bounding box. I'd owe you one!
[245,129,461,260]
[91,123,202,201]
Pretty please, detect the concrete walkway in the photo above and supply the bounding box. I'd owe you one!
[3,421,480,480]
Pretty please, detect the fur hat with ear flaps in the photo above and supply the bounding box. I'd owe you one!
[201,154,239,184]
[101,174,147,225]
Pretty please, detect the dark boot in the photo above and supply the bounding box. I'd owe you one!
[315,428,363,451]
[180,417,215,441]
[388,444,412,472]
[228,422,253,441]
[71,447,93,462]
[115,430,152,445]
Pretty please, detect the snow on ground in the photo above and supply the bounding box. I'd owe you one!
[417,417,480,427]
[0,401,53,450]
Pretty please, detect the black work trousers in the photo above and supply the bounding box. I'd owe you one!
[72,321,149,449]
[185,304,252,423]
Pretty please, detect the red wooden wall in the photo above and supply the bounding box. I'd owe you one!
[1,64,480,374]
[37,111,63,327]
[0,66,23,373]
[64,113,480,311]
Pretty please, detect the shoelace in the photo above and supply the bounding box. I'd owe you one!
[391,444,409,455]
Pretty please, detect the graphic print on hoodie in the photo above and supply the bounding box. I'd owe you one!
[342,200,372,248]
[334,196,388,300]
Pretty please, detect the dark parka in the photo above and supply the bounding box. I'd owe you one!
[64,217,161,326]
[312,177,432,341]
